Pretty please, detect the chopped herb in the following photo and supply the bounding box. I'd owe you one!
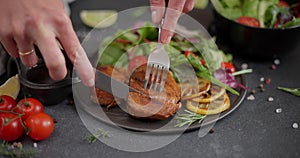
[232,69,253,76]
[278,87,300,97]
[0,141,38,158]
[85,128,110,143]
[175,110,206,127]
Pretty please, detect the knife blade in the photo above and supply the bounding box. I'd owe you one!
[94,69,140,100]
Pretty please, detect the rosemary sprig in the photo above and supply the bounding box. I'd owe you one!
[85,128,110,143]
[175,110,206,127]
[0,141,38,158]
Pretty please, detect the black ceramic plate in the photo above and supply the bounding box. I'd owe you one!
[73,74,247,133]
[74,7,247,133]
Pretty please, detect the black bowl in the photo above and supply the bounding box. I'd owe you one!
[212,0,300,59]
[7,48,76,105]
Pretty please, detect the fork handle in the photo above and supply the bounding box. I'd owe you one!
[158,18,164,43]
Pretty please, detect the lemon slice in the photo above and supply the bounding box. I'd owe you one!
[194,0,208,9]
[186,93,230,115]
[0,75,20,99]
[192,85,226,103]
[80,10,118,29]
[182,78,211,100]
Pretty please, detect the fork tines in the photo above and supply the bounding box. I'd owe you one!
[143,62,168,92]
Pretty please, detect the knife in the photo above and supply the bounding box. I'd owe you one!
[94,69,141,100]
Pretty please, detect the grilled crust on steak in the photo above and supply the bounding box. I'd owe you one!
[90,66,128,108]
[126,64,181,120]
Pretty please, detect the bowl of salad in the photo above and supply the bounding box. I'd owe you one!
[211,0,300,59]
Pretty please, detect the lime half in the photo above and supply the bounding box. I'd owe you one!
[80,10,118,29]
[0,75,20,99]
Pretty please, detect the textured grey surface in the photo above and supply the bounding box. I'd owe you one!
[1,0,300,157]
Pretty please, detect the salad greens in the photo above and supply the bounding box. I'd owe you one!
[98,22,241,95]
[212,0,300,28]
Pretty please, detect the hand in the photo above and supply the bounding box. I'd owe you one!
[149,0,194,44]
[0,0,94,87]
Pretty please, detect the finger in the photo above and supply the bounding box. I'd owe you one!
[0,37,19,58]
[57,21,95,87]
[149,0,166,24]
[160,0,186,44]
[15,37,38,67]
[34,30,67,81]
[182,0,194,13]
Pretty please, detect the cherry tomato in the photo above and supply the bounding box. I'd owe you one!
[0,113,24,141]
[237,16,260,27]
[128,55,147,72]
[25,113,54,141]
[14,98,44,121]
[184,51,206,65]
[0,95,17,111]
[221,62,236,73]
[279,0,289,7]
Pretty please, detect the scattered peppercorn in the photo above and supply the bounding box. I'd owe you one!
[274,59,280,65]
[241,63,248,70]
[268,97,274,102]
[276,108,282,113]
[250,89,256,94]
[209,129,214,134]
[265,78,271,85]
[247,94,255,100]
[53,118,58,123]
[292,123,299,129]
[260,77,265,82]
[271,64,276,70]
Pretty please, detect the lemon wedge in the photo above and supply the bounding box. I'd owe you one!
[0,75,20,99]
[80,10,118,29]
[194,0,208,9]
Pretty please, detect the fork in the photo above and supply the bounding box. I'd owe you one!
[143,18,170,92]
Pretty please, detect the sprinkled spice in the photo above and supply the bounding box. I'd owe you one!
[241,63,248,70]
[209,129,214,134]
[260,77,265,82]
[268,97,274,102]
[265,78,271,85]
[292,123,299,129]
[33,143,38,148]
[247,94,255,100]
[271,64,276,70]
[276,108,282,113]
[274,59,280,65]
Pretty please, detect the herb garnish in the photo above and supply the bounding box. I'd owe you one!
[85,128,110,143]
[175,110,206,127]
[0,141,38,158]
[277,87,300,97]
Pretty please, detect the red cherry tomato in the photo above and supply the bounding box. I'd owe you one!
[0,95,17,111]
[0,113,24,141]
[237,16,260,27]
[14,98,44,121]
[184,51,206,65]
[25,113,54,141]
[279,0,289,7]
[221,62,236,73]
[128,55,147,72]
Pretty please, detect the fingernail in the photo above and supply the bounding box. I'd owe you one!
[152,10,159,24]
